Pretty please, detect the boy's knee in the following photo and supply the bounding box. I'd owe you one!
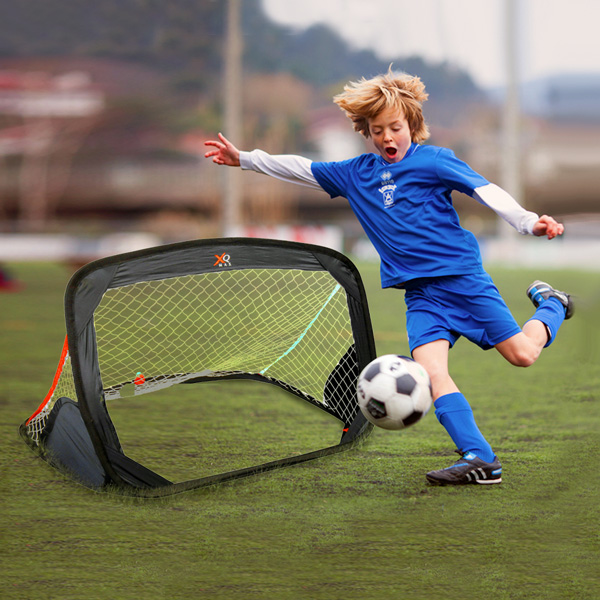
[505,347,539,368]
[496,334,543,368]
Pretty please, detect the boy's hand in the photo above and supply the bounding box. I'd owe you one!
[204,133,241,166]
[532,215,564,240]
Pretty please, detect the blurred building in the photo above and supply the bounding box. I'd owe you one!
[0,62,598,238]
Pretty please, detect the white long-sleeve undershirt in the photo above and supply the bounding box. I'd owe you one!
[473,184,538,235]
[239,149,539,235]
[240,149,320,190]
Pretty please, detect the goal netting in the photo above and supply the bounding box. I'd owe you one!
[20,238,376,495]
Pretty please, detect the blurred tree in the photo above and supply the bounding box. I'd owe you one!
[243,73,314,151]
[0,0,482,107]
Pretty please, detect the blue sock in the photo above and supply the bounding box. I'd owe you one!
[434,392,495,463]
[525,297,566,347]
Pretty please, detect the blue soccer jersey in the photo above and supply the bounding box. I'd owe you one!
[311,143,490,287]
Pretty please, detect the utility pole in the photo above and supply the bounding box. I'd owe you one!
[223,0,243,235]
[500,0,522,244]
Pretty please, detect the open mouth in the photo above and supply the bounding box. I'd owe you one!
[385,147,398,159]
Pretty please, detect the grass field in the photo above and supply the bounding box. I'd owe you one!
[1,259,599,600]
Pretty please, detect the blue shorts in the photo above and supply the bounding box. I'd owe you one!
[403,273,522,353]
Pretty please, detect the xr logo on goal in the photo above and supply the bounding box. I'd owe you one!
[213,253,231,267]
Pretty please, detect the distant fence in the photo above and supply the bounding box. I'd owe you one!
[0,226,343,263]
[2,225,598,272]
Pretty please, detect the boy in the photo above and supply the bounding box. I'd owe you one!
[204,69,573,486]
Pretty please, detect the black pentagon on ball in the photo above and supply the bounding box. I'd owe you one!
[396,373,417,395]
[362,361,381,382]
[366,398,387,419]
[402,410,423,427]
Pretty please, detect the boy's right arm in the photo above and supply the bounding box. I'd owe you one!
[205,133,322,191]
[240,149,322,190]
[204,132,241,166]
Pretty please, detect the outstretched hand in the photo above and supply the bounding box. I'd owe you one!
[532,215,564,240]
[204,133,241,167]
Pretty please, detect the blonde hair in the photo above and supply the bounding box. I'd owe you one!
[333,68,430,143]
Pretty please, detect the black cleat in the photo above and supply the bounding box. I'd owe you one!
[526,280,574,319]
[426,451,502,486]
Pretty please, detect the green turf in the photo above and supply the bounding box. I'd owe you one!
[2,260,599,600]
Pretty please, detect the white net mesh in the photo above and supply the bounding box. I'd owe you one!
[26,349,76,443]
[95,268,358,423]
[25,267,362,443]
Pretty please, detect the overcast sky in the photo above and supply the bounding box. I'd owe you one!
[262,0,600,88]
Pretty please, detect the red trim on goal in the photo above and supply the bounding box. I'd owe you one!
[26,335,69,425]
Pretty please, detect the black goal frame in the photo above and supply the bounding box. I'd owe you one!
[21,238,377,496]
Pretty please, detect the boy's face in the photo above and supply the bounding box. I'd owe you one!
[368,107,412,164]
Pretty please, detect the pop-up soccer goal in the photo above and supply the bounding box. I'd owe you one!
[20,238,376,496]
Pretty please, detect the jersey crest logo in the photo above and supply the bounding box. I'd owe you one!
[378,183,397,208]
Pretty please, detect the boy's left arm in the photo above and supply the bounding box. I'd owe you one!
[474,183,564,240]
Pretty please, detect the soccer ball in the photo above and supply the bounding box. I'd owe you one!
[357,355,432,430]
